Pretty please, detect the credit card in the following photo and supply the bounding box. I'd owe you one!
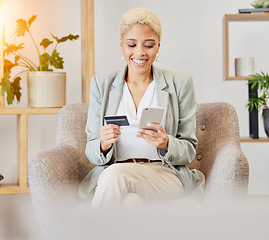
[104,115,130,126]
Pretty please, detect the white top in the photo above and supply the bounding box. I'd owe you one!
[115,80,161,161]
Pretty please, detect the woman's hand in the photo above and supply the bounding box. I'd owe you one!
[138,123,169,151]
[100,124,121,153]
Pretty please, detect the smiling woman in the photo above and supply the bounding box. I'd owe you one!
[79,7,205,208]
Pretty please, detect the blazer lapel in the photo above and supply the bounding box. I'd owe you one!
[105,67,127,116]
[105,65,169,127]
[152,65,169,127]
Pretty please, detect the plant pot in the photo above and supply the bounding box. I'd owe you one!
[262,106,269,137]
[235,57,255,77]
[27,71,66,108]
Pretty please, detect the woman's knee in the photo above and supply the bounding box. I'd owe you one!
[97,163,130,184]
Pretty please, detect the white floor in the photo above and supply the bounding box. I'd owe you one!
[1,194,269,240]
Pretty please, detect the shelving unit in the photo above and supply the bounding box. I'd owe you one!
[0,0,95,194]
[224,13,269,141]
[0,108,61,194]
[224,13,269,81]
[240,137,269,143]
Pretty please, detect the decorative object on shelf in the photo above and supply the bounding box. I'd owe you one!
[247,72,269,111]
[247,72,269,137]
[239,0,269,13]
[0,15,79,106]
[235,58,255,77]
[263,106,269,137]
[0,174,3,186]
[238,8,269,13]
[251,0,269,8]
[27,72,66,107]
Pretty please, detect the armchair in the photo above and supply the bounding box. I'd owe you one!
[28,102,249,238]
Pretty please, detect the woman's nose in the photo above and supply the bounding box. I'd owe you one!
[135,45,145,56]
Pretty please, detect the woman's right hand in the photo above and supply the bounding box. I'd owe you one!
[99,124,121,153]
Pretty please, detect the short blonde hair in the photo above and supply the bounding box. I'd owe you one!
[120,8,162,40]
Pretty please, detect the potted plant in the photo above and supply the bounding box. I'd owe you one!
[247,71,269,137]
[0,15,79,107]
[251,0,269,8]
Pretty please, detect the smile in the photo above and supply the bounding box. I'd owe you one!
[131,58,148,66]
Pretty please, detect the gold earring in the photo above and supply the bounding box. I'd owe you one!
[156,52,160,62]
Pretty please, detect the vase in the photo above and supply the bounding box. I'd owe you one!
[235,57,255,77]
[27,71,66,108]
[262,107,269,137]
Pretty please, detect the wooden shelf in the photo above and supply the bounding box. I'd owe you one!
[0,0,95,194]
[224,13,269,80]
[0,0,95,195]
[240,137,269,143]
[0,108,61,195]
[226,13,269,22]
[0,184,30,195]
[225,76,254,81]
[0,108,61,115]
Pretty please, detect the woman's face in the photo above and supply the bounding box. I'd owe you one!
[120,24,160,76]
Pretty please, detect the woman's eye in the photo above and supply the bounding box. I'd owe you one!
[145,45,154,48]
[128,44,136,48]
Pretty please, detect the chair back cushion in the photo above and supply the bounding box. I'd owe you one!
[56,103,89,152]
[188,102,241,177]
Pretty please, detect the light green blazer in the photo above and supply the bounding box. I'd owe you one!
[78,65,200,199]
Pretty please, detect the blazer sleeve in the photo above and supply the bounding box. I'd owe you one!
[85,76,114,165]
[158,75,198,166]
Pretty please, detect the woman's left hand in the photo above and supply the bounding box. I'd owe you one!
[138,123,168,151]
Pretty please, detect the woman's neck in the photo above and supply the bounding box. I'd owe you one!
[125,68,153,84]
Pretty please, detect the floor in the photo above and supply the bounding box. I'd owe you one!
[1,194,269,240]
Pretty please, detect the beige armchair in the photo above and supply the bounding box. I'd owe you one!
[28,102,249,238]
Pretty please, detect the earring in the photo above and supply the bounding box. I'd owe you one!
[156,52,160,62]
[121,52,124,60]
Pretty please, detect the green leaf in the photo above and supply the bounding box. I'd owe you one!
[3,59,18,73]
[49,49,64,69]
[51,33,79,44]
[28,15,37,28]
[40,38,53,50]
[251,0,265,8]
[14,18,28,37]
[264,2,269,8]
[0,73,15,105]
[39,53,51,71]
[11,77,22,102]
[15,55,20,63]
[3,43,24,56]
[250,81,258,90]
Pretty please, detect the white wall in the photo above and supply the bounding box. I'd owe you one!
[0,0,269,238]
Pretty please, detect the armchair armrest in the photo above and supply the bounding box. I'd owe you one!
[204,144,249,201]
[28,145,94,204]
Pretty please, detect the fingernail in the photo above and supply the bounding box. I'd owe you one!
[146,123,151,127]
[137,129,142,132]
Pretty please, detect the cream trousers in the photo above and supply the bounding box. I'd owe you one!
[90,162,185,208]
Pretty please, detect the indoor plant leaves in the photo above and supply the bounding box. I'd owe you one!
[0,14,79,105]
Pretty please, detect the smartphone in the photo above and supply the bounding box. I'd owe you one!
[138,107,164,132]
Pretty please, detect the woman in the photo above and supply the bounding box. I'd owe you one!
[78,8,205,207]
